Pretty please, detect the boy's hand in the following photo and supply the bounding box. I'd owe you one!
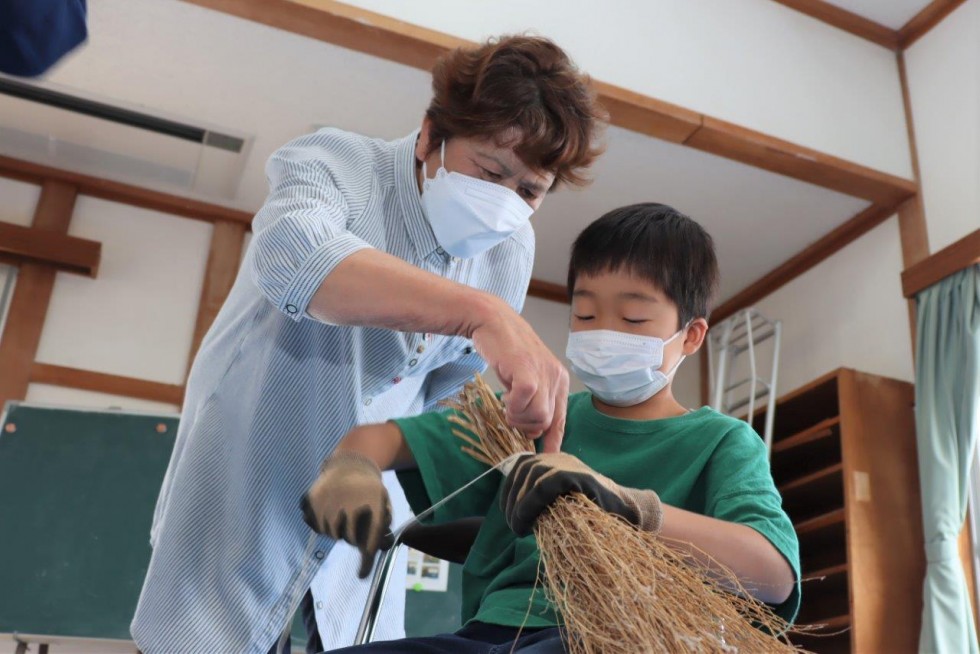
[501,453,663,537]
[301,451,394,578]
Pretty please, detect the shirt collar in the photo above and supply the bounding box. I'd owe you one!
[396,129,442,259]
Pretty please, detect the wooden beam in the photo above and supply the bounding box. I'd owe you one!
[188,0,464,70]
[527,279,568,304]
[0,222,101,277]
[30,363,185,406]
[188,220,247,370]
[902,228,980,298]
[0,181,78,406]
[896,51,930,344]
[898,0,968,49]
[0,155,253,226]
[592,81,702,144]
[683,117,917,205]
[770,0,899,49]
[712,203,897,323]
[182,0,916,200]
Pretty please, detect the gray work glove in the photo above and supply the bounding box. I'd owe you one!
[301,451,394,578]
[502,452,664,537]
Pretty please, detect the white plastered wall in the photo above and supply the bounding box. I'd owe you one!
[751,216,913,396]
[343,0,913,179]
[905,0,980,253]
[23,197,212,413]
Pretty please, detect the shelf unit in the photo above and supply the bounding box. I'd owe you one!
[751,369,925,653]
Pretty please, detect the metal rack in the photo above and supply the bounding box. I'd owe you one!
[707,308,782,452]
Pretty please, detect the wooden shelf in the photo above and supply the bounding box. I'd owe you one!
[815,614,851,631]
[781,464,844,524]
[780,463,843,494]
[796,508,845,536]
[770,370,922,652]
[772,416,841,453]
[807,563,848,580]
[798,563,850,629]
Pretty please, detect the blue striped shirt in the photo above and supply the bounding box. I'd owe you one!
[131,128,534,653]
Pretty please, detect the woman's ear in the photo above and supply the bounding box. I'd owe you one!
[682,318,709,355]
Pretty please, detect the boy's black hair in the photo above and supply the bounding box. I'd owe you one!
[567,203,719,327]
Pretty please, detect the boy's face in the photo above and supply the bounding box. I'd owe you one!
[570,269,708,371]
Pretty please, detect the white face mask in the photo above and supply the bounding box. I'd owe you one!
[420,141,534,259]
[565,327,687,407]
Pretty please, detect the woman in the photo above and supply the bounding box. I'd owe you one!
[131,35,605,654]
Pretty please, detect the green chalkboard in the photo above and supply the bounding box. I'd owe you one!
[0,402,463,648]
[0,403,179,640]
[404,562,463,638]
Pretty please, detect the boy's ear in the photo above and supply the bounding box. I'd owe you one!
[681,318,709,355]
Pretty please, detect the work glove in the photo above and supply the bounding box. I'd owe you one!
[501,452,663,537]
[301,451,394,578]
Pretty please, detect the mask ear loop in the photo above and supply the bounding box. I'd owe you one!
[662,320,695,376]
[420,140,447,183]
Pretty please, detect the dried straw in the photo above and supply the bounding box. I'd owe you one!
[445,375,804,654]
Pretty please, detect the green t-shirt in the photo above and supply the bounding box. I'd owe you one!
[394,392,801,629]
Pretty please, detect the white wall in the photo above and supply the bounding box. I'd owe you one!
[905,0,980,253]
[753,216,913,396]
[343,0,913,180]
[33,198,211,386]
[0,177,40,226]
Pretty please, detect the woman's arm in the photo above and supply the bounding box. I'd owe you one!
[334,421,415,471]
[659,505,795,605]
[310,249,569,451]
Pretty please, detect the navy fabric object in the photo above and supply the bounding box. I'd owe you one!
[326,622,566,654]
[0,0,88,76]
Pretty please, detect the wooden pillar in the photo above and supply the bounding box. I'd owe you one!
[186,220,246,374]
[897,49,980,632]
[0,181,78,406]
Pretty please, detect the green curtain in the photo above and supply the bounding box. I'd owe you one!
[915,264,980,654]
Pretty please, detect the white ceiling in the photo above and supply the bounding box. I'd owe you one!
[821,0,933,29]
[0,0,871,304]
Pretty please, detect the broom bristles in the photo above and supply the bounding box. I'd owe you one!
[445,375,806,654]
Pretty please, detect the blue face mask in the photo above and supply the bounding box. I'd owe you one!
[565,327,687,407]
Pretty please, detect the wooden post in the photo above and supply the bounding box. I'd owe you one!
[186,220,247,375]
[0,181,78,407]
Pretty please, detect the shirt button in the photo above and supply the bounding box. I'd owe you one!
[416,344,425,354]
[364,398,372,406]
[285,304,298,315]
[316,601,323,610]
[393,376,402,384]
[463,347,473,355]
[409,359,418,367]
[314,550,325,560]
[436,247,445,255]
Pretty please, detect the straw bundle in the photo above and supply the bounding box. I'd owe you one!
[445,375,801,654]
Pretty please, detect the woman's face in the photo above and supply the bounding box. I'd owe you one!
[415,123,555,211]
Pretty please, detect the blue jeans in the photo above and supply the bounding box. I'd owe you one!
[326,621,567,654]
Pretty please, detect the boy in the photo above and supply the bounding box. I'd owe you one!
[303,203,801,653]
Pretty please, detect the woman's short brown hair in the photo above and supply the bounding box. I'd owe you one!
[426,35,606,189]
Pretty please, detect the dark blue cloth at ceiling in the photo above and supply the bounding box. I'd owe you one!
[0,0,88,77]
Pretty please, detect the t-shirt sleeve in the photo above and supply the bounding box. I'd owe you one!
[703,422,802,625]
[393,409,500,525]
